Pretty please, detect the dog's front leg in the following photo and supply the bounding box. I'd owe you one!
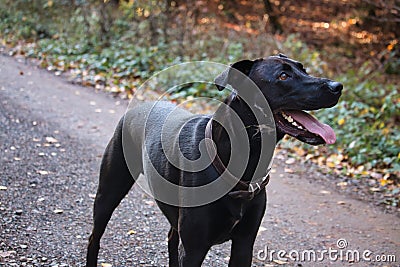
[228,236,256,267]
[178,242,210,267]
[228,192,267,267]
[177,219,212,267]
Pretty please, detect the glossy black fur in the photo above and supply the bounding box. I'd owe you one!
[86,55,342,267]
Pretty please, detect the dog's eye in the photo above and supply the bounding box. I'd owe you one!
[279,72,289,81]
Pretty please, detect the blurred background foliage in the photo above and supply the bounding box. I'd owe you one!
[0,0,399,206]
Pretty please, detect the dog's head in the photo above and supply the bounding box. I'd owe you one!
[215,54,343,145]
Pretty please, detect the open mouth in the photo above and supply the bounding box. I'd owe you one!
[274,110,336,145]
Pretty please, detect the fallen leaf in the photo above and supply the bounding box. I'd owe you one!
[379,179,391,186]
[285,158,295,164]
[370,172,382,179]
[336,181,347,187]
[145,200,154,206]
[0,250,16,257]
[45,136,58,143]
[320,190,331,194]
[326,161,336,168]
[317,156,325,166]
[53,209,64,214]
[305,154,314,160]
[127,230,136,235]
[284,168,294,173]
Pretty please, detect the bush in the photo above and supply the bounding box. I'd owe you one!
[327,68,400,172]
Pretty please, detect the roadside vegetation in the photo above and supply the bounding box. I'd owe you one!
[0,0,398,208]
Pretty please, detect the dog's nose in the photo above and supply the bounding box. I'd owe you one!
[327,81,343,93]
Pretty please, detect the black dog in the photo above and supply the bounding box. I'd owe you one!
[86,54,342,267]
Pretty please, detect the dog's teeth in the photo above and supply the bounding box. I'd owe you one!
[282,113,305,130]
[282,112,303,129]
[291,121,304,130]
[281,112,294,123]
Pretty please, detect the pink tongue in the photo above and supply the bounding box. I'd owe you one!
[285,110,336,144]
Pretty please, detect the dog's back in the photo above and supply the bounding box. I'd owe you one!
[123,101,214,185]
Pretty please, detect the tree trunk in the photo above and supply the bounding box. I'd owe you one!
[262,0,283,34]
[98,0,118,47]
[162,0,172,44]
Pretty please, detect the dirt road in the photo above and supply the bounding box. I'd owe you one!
[0,54,398,266]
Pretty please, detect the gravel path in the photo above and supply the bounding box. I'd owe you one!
[0,54,399,266]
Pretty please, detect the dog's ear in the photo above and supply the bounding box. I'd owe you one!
[214,60,256,91]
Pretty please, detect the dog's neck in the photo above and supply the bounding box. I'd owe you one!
[211,92,269,182]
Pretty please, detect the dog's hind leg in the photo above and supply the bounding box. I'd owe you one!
[168,227,179,267]
[86,120,140,267]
